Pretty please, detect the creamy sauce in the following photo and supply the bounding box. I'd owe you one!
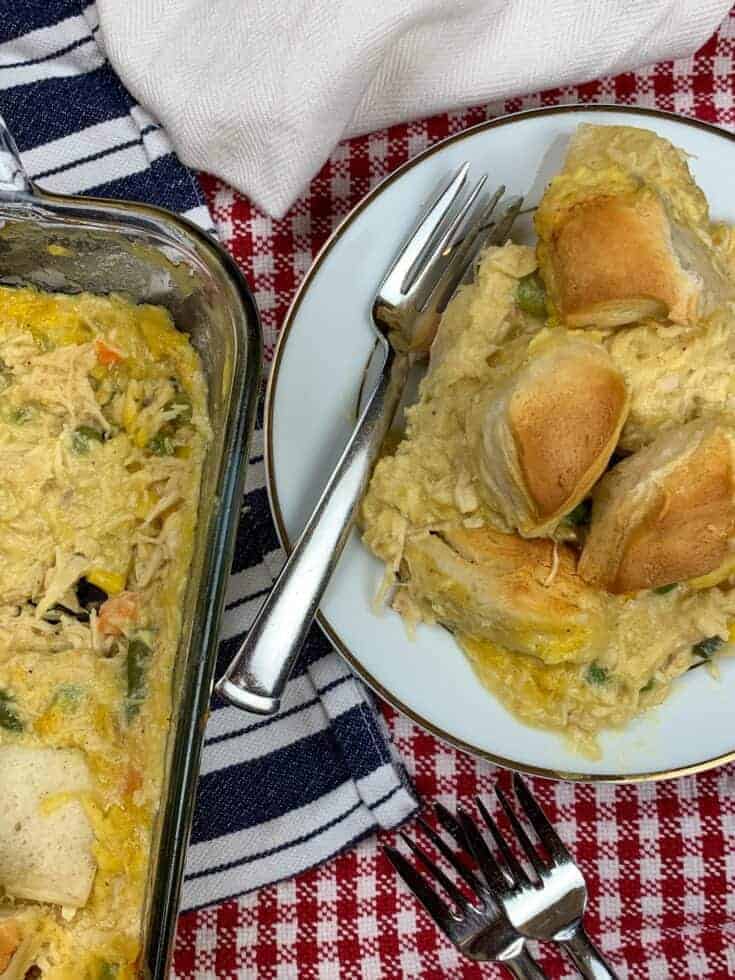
[0,286,209,977]
[361,244,735,757]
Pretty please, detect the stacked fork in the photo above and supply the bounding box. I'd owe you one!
[386,774,619,979]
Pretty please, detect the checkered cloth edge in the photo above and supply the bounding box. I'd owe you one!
[0,0,417,915]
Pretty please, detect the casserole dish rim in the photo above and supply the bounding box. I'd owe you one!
[0,115,262,978]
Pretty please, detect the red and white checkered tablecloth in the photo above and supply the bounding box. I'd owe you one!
[174,9,735,978]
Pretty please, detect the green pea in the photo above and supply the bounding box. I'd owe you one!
[585,664,608,685]
[692,636,724,659]
[36,333,55,352]
[88,962,119,980]
[565,499,592,526]
[126,635,153,721]
[148,431,175,456]
[168,392,192,424]
[0,690,23,732]
[71,425,104,454]
[516,272,547,317]
[10,405,35,424]
[54,683,84,712]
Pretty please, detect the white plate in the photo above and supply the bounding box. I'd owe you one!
[267,105,735,781]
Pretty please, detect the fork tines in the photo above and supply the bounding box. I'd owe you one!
[380,159,521,312]
[453,778,617,976]
[455,774,563,888]
[385,775,568,927]
[374,161,523,356]
[383,796,550,973]
[510,772,573,866]
[385,778,610,976]
[383,840,460,935]
[383,806,481,934]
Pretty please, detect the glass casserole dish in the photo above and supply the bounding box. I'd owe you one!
[0,117,262,978]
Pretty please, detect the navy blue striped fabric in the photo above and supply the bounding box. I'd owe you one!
[0,1,84,43]
[7,68,134,149]
[0,0,418,912]
[87,154,206,211]
[194,727,354,841]
[232,486,282,573]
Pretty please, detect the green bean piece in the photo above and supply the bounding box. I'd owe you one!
[168,392,192,424]
[565,499,592,526]
[0,690,23,732]
[692,635,724,659]
[653,583,677,595]
[71,425,104,454]
[88,962,119,980]
[516,272,547,317]
[585,664,608,685]
[9,405,35,424]
[125,636,152,721]
[148,431,175,456]
[54,683,84,712]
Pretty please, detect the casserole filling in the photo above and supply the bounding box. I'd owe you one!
[0,286,209,977]
[361,124,735,757]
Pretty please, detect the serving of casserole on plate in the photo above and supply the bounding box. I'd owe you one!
[268,106,735,780]
[362,121,735,757]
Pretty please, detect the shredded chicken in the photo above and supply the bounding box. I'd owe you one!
[0,284,210,974]
[542,540,560,588]
[35,550,89,619]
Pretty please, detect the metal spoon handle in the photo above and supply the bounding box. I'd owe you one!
[216,345,407,714]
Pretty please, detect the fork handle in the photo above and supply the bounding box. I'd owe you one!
[560,924,619,979]
[216,343,408,714]
[502,948,549,979]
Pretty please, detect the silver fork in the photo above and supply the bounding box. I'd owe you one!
[459,774,619,980]
[217,165,522,714]
[384,803,546,977]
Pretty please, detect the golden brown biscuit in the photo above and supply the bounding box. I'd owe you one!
[473,331,629,536]
[535,124,733,328]
[579,420,735,593]
[542,190,700,328]
[403,525,605,664]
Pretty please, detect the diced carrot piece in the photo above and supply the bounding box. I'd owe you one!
[0,918,21,972]
[123,766,143,797]
[95,338,124,366]
[98,592,141,637]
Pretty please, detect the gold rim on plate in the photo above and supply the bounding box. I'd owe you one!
[265,103,735,783]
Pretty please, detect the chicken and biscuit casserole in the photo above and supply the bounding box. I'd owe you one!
[0,286,209,977]
[361,124,735,756]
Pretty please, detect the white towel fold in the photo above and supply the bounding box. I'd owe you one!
[97,0,731,218]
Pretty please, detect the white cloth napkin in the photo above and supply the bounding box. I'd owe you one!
[97,0,731,218]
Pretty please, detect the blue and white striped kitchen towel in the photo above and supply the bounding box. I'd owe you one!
[0,0,418,912]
